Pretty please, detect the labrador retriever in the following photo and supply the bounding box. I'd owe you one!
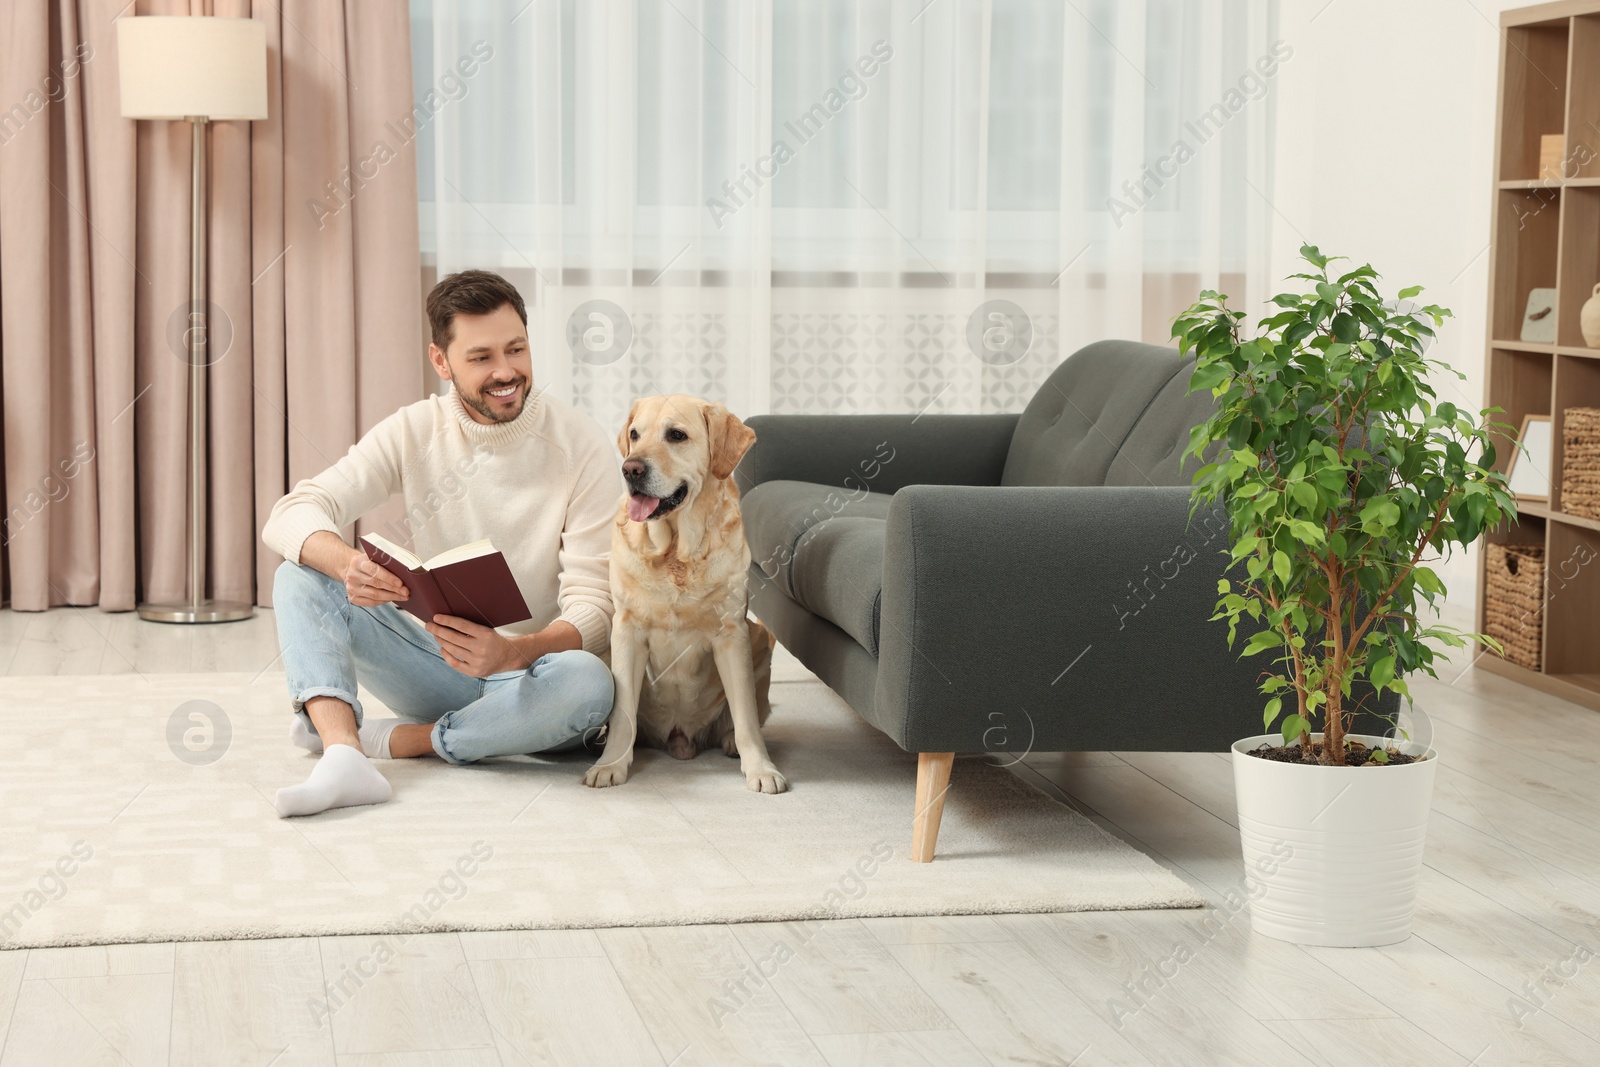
[583,394,786,794]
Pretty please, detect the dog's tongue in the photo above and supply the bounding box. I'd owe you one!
[627,493,659,522]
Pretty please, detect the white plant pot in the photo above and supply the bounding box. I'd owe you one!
[1231,732,1437,947]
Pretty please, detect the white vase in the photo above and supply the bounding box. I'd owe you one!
[1231,732,1438,947]
[1582,283,1600,347]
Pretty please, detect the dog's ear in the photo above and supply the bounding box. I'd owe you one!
[704,403,757,480]
[617,399,641,458]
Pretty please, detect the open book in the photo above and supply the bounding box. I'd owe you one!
[359,533,532,629]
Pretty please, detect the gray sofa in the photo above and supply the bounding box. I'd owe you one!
[735,339,1397,860]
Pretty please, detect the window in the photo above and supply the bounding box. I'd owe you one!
[411,0,1276,275]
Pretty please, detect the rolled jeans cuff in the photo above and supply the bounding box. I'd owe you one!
[429,713,469,766]
[293,686,366,730]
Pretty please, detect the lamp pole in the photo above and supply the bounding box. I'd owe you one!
[137,113,254,624]
[188,115,209,619]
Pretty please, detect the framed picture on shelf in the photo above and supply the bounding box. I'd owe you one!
[1505,413,1553,502]
[1519,288,1557,344]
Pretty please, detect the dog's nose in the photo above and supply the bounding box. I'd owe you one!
[622,458,646,480]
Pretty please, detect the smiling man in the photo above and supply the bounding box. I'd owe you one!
[261,270,621,817]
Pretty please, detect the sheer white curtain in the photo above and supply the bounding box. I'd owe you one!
[412,0,1280,429]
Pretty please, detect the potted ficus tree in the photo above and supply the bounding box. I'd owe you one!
[1173,245,1517,947]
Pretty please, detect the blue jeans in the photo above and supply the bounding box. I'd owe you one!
[272,561,614,765]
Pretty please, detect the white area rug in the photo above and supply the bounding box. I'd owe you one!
[0,671,1202,949]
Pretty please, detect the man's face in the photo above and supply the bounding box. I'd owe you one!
[428,304,534,424]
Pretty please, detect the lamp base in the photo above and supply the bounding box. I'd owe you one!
[137,600,256,624]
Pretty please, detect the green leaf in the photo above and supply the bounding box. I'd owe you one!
[1263,696,1283,729]
[1272,550,1291,583]
[1281,713,1311,745]
[1242,629,1282,656]
[1190,362,1229,391]
[1368,654,1396,691]
[1397,285,1423,300]
[1285,321,1318,349]
[1289,519,1326,544]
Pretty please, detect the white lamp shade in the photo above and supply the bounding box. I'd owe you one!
[117,16,267,121]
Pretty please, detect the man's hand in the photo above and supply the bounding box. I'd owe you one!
[342,552,411,607]
[427,615,527,678]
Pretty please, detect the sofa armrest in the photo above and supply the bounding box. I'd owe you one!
[875,485,1395,754]
[736,414,1020,498]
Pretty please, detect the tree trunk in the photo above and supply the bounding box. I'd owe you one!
[1323,566,1349,766]
[1322,682,1346,765]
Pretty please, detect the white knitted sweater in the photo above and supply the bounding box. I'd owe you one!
[261,383,622,652]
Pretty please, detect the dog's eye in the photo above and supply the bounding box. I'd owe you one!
[629,428,639,441]
[666,428,688,442]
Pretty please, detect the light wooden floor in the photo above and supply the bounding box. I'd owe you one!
[1,603,1597,1066]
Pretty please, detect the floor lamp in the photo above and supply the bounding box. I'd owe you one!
[118,16,266,624]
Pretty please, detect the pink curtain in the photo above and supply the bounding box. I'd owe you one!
[0,0,422,613]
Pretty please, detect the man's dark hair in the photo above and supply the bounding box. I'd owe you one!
[426,270,528,350]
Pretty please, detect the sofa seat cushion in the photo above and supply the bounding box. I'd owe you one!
[741,480,892,655]
[791,517,886,656]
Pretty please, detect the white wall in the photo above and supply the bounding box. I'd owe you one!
[1272,0,1526,610]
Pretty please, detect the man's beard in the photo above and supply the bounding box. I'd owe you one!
[462,377,528,423]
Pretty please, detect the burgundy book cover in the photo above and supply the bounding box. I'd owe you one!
[359,539,531,629]
[432,553,532,628]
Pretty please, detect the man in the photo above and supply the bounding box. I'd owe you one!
[262,270,620,817]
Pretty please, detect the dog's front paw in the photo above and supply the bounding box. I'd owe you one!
[744,764,788,794]
[583,760,631,788]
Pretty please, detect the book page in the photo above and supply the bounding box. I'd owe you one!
[360,532,423,571]
[424,538,496,570]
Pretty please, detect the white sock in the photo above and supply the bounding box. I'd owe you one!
[273,743,392,818]
[289,716,408,760]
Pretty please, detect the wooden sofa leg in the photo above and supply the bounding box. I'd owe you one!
[911,752,955,862]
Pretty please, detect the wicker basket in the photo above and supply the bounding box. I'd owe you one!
[1561,407,1600,520]
[1483,543,1545,670]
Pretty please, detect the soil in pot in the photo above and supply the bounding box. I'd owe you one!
[1242,739,1428,767]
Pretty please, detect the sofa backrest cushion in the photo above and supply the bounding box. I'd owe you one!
[1000,340,1187,487]
[1103,356,1216,486]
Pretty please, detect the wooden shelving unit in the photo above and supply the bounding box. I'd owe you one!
[1478,1,1600,711]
